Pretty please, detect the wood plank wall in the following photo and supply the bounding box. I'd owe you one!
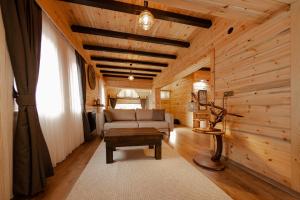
[214,11,292,188]
[161,75,194,127]
[86,64,101,112]
[290,1,300,192]
[104,77,153,89]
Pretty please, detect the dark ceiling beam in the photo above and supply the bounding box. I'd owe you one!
[102,74,153,80]
[100,70,156,77]
[83,44,177,59]
[91,56,168,67]
[71,25,190,48]
[199,67,210,71]
[62,0,212,28]
[96,64,162,73]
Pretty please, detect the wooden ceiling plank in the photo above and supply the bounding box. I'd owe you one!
[83,44,177,59]
[148,0,288,21]
[96,64,162,72]
[100,70,157,77]
[91,56,168,67]
[104,77,153,89]
[61,0,212,28]
[103,74,153,80]
[71,25,190,48]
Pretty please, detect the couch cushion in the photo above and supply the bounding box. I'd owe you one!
[152,109,165,121]
[138,121,169,129]
[104,121,139,131]
[109,109,136,121]
[136,109,153,121]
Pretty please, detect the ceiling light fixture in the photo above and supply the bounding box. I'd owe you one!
[138,1,154,31]
[128,70,134,81]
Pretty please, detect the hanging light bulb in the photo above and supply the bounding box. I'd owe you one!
[138,1,154,31]
[128,70,134,81]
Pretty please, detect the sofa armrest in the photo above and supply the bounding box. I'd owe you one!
[165,113,174,131]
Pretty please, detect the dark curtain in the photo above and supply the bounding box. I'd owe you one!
[0,0,53,196]
[109,98,117,109]
[75,51,91,141]
[140,98,147,109]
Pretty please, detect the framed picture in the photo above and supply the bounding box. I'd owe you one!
[87,64,96,90]
[198,90,207,110]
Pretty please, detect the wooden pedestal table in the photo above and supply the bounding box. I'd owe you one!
[193,128,225,171]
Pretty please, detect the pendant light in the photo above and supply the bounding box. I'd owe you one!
[138,1,154,31]
[128,70,134,81]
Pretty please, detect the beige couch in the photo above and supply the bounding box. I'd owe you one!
[102,109,174,136]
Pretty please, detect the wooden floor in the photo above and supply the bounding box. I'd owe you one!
[33,127,297,200]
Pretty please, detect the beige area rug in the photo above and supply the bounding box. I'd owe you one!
[66,142,232,200]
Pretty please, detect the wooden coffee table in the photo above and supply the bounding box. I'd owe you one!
[104,128,163,164]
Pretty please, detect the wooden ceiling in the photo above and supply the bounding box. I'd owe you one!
[147,0,291,21]
[37,0,291,81]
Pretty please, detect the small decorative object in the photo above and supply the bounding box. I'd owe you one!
[94,98,104,107]
[87,64,96,90]
[138,1,154,31]
[193,102,243,171]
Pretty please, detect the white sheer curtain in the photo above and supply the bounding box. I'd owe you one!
[36,14,84,167]
[0,8,14,200]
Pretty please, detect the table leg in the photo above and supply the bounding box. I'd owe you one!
[193,135,225,171]
[155,143,161,160]
[106,143,113,164]
[211,135,223,161]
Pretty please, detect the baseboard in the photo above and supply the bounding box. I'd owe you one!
[226,158,300,199]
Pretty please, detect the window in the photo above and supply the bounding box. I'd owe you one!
[117,89,139,98]
[115,89,141,109]
[160,90,170,100]
[115,104,142,109]
[36,32,64,118]
[35,14,84,166]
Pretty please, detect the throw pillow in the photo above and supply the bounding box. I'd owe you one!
[152,109,165,121]
[104,110,113,122]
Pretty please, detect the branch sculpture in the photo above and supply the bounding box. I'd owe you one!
[199,102,243,130]
[193,102,243,171]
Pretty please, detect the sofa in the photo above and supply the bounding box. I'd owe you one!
[102,109,174,136]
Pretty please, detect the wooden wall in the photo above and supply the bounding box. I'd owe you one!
[85,64,104,136]
[159,71,211,127]
[161,75,194,127]
[104,77,153,90]
[105,87,151,98]
[290,1,300,192]
[214,11,292,188]
[85,64,101,111]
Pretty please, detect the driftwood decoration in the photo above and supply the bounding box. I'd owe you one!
[199,102,243,130]
[193,102,243,171]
